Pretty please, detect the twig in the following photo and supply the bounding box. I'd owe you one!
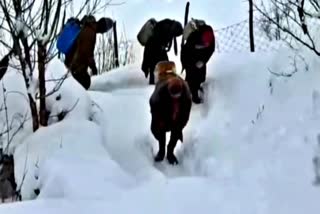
[254,1,320,55]
[251,104,265,124]
[15,142,29,200]
[35,71,70,99]
[1,82,10,150]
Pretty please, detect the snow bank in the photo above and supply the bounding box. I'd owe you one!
[13,119,133,200]
[178,47,320,212]
[0,176,277,214]
[0,57,95,154]
[45,77,93,124]
[90,64,148,92]
[43,58,94,124]
[1,174,317,214]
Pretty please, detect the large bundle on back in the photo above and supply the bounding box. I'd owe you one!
[137,18,157,46]
[183,18,206,42]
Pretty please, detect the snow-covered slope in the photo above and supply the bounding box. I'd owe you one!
[0,45,320,213]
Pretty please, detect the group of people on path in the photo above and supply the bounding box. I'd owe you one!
[1,13,216,166]
[55,12,216,165]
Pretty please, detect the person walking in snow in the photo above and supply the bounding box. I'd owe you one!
[181,19,215,104]
[149,61,192,165]
[59,15,113,90]
[137,18,183,85]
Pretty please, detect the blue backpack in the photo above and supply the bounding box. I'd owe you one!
[56,19,81,54]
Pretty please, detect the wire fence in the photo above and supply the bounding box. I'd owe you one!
[214,18,285,53]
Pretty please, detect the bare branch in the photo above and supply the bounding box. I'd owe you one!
[254,1,320,55]
[1,82,10,150]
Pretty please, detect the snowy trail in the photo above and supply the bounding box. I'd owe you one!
[89,82,209,180]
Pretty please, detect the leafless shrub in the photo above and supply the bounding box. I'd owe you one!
[254,0,320,55]
[0,0,117,129]
[268,50,309,78]
[94,23,136,73]
[0,0,119,203]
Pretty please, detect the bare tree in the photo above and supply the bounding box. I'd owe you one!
[95,31,114,73]
[0,0,117,202]
[0,0,116,129]
[95,24,136,73]
[259,7,282,41]
[0,0,39,131]
[254,0,320,55]
[118,39,135,66]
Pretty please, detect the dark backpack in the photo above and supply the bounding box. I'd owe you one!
[153,19,183,55]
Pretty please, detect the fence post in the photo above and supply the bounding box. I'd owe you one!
[249,0,255,52]
[113,21,119,68]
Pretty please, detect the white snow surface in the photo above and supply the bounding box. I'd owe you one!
[0,47,320,213]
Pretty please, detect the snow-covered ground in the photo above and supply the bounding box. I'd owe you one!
[0,44,320,213]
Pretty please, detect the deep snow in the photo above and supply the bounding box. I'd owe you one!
[0,44,320,213]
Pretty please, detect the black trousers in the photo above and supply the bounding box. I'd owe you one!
[185,65,206,101]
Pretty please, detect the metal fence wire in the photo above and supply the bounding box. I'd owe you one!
[214,18,285,53]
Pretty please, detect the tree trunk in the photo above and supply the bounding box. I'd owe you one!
[13,38,39,132]
[275,6,281,40]
[38,42,48,126]
[113,21,119,68]
[249,0,255,52]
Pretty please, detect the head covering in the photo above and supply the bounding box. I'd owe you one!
[168,78,183,98]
